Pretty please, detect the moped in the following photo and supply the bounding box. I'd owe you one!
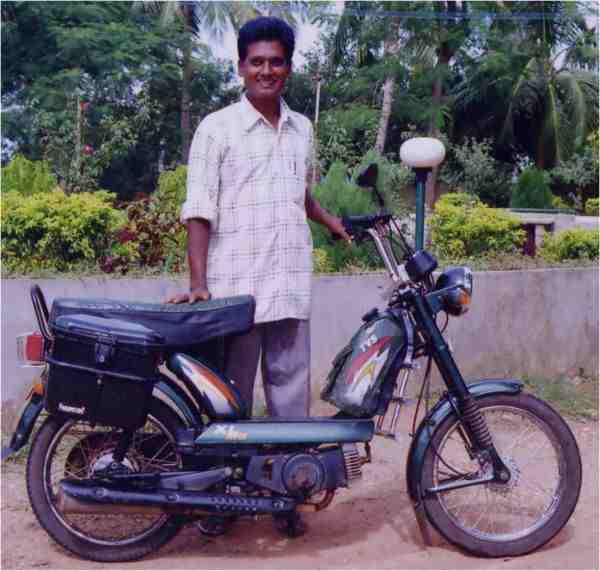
[3,162,581,562]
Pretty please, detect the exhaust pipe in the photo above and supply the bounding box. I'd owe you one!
[58,480,296,516]
[57,488,166,515]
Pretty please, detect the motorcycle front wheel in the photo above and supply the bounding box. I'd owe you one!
[421,392,582,557]
[27,399,186,562]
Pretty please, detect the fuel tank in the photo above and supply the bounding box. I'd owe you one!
[321,308,412,417]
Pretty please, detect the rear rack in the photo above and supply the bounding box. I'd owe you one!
[31,284,54,342]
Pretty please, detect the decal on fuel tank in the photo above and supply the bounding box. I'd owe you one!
[344,336,392,402]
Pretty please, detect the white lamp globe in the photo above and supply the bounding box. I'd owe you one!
[400,137,446,169]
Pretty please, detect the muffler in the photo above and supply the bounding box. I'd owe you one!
[57,479,296,516]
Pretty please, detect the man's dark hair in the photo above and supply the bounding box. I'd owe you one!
[238,17,295,63]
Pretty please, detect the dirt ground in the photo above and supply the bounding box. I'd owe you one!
[1,413,598,571]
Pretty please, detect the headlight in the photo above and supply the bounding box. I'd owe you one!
[434,266,473,316]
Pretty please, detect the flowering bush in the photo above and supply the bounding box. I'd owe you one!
[100,166,187,274]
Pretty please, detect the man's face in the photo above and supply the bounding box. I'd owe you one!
[238,40,291,103]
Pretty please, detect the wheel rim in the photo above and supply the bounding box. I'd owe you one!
[43,414,181,546]
[432,405,565,542]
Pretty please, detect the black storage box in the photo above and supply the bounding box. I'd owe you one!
[46,314,164,429]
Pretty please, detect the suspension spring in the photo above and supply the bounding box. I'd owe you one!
[460,396,493,449]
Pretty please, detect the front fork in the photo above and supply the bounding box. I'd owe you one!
[408,292,511,484]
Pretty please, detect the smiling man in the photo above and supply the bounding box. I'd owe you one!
[172,17,349,424]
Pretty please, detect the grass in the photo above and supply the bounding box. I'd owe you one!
[523,375,599,421]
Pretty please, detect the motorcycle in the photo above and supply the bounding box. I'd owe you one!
[3,163,582,563]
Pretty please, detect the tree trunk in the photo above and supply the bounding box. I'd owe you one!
[426,67,446,209]
[427,0,462,210]
[375,76,395,155]
[180,4,193,165]
[181,37,192,165]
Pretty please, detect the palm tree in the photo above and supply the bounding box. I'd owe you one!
[454,1,598,169]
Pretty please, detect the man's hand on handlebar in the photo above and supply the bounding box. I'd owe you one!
[166,286,211,304]
[330,217,353,243]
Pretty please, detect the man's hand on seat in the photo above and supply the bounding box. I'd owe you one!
[166,287,211,304]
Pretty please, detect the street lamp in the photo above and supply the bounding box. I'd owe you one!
[399,137,446,251]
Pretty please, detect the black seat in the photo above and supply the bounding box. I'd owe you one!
[49,295,255,347]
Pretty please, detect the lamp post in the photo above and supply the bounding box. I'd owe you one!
[399,137,446,251]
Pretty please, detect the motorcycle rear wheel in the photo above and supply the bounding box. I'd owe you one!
[421,392,582,557]
[27,399,186,562]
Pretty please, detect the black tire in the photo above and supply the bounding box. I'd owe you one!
[27,399,186,562]
[421,392,582,557]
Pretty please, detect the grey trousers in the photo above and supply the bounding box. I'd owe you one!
[224,319,310,418]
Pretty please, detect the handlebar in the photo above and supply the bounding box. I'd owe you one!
[341,213,393,240]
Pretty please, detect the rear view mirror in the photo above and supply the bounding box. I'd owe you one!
[355,163,385,210]
[356,163,379,189]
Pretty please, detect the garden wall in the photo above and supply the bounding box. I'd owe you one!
[1,268,598,427]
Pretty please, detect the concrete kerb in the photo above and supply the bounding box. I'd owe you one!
[1,268,598,429]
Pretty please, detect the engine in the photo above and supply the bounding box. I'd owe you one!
[245,444,363,499]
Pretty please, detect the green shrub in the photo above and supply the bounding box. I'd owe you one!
[441,138,513,207]
[510,167,553,209]
[585,198,599,216]
[154,165,187,218]
[313,248,335,273]
[310,161,382,272]
[1,154,57,196]
[539,228,599,262]
[1,189,125,273]
[430,193,525,258]
[552,194,572,211]
[317,105,379,172]
[100,166,188,274]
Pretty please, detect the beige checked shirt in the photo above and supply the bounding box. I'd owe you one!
[181,95,314,324]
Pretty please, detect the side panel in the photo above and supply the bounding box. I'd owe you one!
[195,419,375,445]
[167,354,247,420]
[405,379,523,502]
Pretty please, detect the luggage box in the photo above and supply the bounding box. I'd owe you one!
[46,314,164,429]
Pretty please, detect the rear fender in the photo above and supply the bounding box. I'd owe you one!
[1,374,203,462]
[406,379,523,503]
[1,392,44,460]
[153,374,204,428]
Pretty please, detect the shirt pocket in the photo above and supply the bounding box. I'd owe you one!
[284,144,308,206]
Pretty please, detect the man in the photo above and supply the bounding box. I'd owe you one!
[171,16,349,420]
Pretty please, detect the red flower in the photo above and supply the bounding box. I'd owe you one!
[83,145,94,155]
[117,229,135,244]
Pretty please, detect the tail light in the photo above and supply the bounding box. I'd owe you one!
[16,331,46,366]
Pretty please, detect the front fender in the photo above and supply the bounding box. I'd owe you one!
[405,379,523,503]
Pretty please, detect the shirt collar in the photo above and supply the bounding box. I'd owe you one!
[240,94,297,133]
